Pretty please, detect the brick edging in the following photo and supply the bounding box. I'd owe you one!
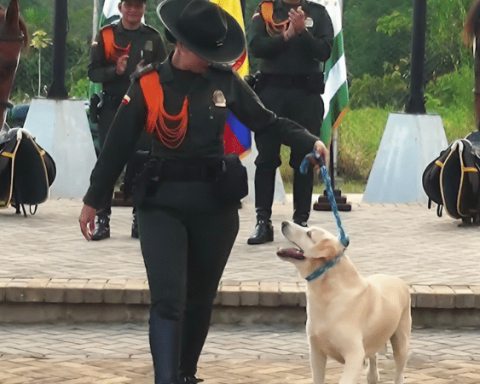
[1,278,480,309]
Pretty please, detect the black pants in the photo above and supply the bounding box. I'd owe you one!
[254,85,323,223]
[137,180,239,376]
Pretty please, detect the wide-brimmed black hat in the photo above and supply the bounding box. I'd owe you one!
[157,0,246,63]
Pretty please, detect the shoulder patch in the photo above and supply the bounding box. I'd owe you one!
[144,24,160,34]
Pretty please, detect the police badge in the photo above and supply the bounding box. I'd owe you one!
[213,90,227,107]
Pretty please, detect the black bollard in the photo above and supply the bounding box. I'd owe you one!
[47,0,68,100]
[405,0,427,114]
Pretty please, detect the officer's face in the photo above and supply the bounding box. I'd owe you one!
[119,1,146,29]
[172,43,210,74]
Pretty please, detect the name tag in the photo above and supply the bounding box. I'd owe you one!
[305,17,314,28]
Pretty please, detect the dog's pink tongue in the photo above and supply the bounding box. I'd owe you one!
[277,248,305,260]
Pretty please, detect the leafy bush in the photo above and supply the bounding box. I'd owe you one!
[348,73,408,109]
[424,63,476,141]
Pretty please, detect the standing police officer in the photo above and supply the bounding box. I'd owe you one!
[88,0,167,240]
[79,0,329,382]
[247,0,333,244]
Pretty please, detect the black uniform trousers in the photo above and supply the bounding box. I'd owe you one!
[254,85,323,224]
[137,180,239,377]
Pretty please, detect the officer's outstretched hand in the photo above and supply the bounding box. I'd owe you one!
[313,140,330,169]
[79,204,96,241]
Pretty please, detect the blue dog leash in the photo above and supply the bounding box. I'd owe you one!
[300,151,349,248]
[300,151,349,281]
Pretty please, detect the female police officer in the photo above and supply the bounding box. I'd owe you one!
[79,0,328,383]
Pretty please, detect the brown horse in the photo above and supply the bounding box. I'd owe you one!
[463,0,480,126]
[0,0,28,129]
[0,1,56,215]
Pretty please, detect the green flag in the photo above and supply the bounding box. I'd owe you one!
[315,0,349,145]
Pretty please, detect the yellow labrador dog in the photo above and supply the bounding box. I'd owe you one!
[277,221,411,384]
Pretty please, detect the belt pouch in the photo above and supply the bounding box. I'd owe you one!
[130,155,158,206]
[214,154,248,203]
[307,72,325,94]
[89,93,101,123]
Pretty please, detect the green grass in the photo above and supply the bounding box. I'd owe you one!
[279,66,476,191]
[282,176,366,194]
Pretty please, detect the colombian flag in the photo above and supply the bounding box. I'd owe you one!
[212,0,252,157]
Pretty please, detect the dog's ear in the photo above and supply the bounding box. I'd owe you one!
[313,239,338,260]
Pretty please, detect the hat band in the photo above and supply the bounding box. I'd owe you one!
[177,21,226,50]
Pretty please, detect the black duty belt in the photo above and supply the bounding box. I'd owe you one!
[150,158,223,182]
[260,73,312,88]
[102,92,124,106]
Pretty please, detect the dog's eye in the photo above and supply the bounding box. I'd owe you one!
[306,231,312,238]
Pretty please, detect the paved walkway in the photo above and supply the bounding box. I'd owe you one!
[0,323,479,383]
[2,194,479,285]
[1,194,480,383]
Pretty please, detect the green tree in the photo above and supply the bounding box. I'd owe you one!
[30,30,51,96]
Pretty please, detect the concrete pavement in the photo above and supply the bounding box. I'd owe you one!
[0,323,479,383]
[1,194,480,383]
[1,195,480,326]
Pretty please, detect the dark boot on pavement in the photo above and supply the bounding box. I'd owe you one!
[91,215,110,241]
[247,220,274,245]
[179,374,204,383]
[292,168,313,228]
[149,308,181,384]
[179,303,211,384]
[131,212,139,238]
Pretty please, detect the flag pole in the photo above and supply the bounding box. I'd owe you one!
[92,0,99,43]
[312,0,351,212]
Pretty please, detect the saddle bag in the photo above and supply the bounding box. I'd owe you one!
[422,137,480,220]
[0,128,56,215]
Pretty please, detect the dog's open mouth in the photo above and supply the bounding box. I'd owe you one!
[277,247,305,260]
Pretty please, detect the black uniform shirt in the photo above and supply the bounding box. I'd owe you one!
[83,58,320,209]
[248,0,334,75]
[88,21,167,97]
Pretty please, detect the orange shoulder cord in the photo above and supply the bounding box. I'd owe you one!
[260,1,289,37]
[139,71,189,149]
[101,26,131,63]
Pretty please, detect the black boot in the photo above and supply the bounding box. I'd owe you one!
[179,374,204,383]
[131,211,139,238]
[179,304,211,383]
[248,168,275,245]
[91,214,110,241]
[253,168,276,224]
[149,308,181,384]
[247,220,274,244]
[292,168,313,227]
